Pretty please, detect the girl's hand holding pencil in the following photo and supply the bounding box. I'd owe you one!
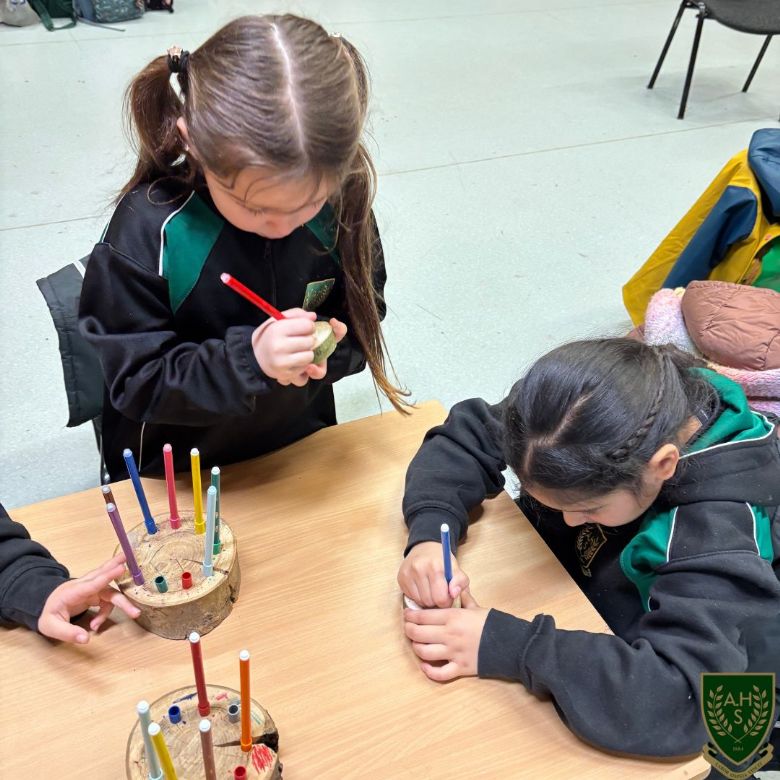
[251,308,320,386]
[251,311,348,386]
[222,274,348,386]
[397,540,470,608]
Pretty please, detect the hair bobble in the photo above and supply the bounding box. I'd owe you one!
[167,46,190,74]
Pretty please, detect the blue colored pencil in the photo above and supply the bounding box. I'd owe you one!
[123,448,158,535]
[441,523,453,584]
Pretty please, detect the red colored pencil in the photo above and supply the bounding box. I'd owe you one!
[189,631,211,716]
[220,273,285,321]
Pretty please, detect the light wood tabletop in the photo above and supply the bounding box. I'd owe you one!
[1,401,710,779]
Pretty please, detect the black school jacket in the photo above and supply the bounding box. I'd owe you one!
[403,372,780,757]
[79,180,385,478]
[0,502,69,631]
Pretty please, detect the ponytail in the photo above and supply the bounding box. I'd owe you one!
[119,53,192,199]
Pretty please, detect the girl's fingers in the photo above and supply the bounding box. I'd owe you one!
[38,613,90,645]
[89,601,114,632]
[421,661,459,682]
[305,363,327,380]
[279,336,319,353]
[404,607,449,625]
[416,574,434,608]
[289,372,310,388]
[449,570,470,599]
[279,351,315,370]
[407,581,423,606]
[459,588,480,609]
[404,621,445,644]
[68,565,126,601]
[277,319,316,338]
[411,642,450,662]
[281,308,316,321]
[104,588,141,618]
[432,571,454,607]
[81,553,126,580]
[329,318,348,341]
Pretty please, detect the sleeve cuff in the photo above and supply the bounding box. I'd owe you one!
[478,609,538,682]
[225,325,272,394]
[0,559,69,632]
[404,507,467,556]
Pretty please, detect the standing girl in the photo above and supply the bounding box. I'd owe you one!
[79,14,407,478]
[398,339,780,758]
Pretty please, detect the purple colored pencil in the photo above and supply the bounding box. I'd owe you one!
[105,502,144,585]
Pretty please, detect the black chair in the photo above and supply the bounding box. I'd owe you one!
[648,0,780,120]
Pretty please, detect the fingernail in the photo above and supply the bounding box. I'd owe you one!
[77,633,89,644]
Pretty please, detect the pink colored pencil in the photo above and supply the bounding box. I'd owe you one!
[221,273,285,321]
[163,444,181,529]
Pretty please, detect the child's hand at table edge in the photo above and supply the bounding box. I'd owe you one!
[37,552,141,644]
[397,540,470,608]
[404,589,489,681]
[304,317,348,380]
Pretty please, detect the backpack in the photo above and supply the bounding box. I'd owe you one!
[26,0,75,29]
[78,0,143,23]
[0,0,40,26]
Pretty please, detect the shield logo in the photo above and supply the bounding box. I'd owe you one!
[701,673,776,766]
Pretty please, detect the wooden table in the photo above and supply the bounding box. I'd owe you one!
[1,402,710,779]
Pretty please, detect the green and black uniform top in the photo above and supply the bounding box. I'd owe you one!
[402,370,780,757]
[79,180,385,478]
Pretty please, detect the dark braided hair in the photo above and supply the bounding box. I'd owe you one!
[606,351,666,462]
[503,339,716,497]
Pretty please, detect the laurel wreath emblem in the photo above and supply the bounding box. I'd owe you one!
[705,685,771,743]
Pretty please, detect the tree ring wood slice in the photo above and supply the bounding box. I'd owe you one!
[114,514,240,639]
[126,684,281,779]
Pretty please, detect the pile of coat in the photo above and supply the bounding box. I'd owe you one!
[624,127,780,414]
[643,281,780,415]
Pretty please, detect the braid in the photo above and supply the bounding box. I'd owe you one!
[607,350,666,462]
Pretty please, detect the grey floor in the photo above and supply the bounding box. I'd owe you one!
[2,0,780,510]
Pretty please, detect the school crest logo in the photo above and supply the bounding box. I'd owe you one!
[701,673,775,779]
[574,523,606,577]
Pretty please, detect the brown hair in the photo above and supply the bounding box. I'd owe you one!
[121,14,410,412]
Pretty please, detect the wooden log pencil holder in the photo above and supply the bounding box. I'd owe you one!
[126,684,281,779]
[114,514,240,640]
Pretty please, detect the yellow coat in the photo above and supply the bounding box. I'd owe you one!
[623,129,780,325]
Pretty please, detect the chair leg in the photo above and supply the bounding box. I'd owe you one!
[648,0,690,89]
[743,35,772,92]
[678,10,705,119]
